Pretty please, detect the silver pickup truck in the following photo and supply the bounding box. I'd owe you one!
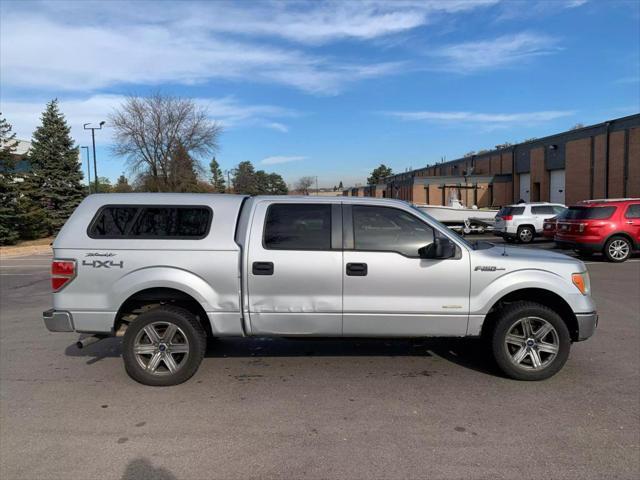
[44,194,597,386]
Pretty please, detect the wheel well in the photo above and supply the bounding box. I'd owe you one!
[481,288,579,342]
[517,224,535,231]
[115,288,212,338]
[605,232,637,249]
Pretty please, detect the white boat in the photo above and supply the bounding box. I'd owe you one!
[415,191,498,226]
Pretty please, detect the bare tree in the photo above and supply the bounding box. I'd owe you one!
[295,176,315,195]
[110,94,222,191]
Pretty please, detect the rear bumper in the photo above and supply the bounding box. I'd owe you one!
[575,312,598,341]
[43,309,75,332]
[555,239,604,253]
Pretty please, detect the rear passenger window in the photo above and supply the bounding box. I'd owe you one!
[132,207,211,238]
[264,204,331,250]
[89,207,138,237]
[532,206,555,215]
[625,204,640,219]
[88,206,212,239]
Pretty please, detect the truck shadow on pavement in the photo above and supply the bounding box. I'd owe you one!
[65,336,502,377]
[122,458,177,480]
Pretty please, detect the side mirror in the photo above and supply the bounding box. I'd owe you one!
[419,237,456,259]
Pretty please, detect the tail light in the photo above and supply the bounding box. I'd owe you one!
[501,215,513,221]
[51,259,76,291]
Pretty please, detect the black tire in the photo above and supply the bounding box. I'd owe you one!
[603,236,632,263]
[123,305,206,386]
[517,226,535,244]
[491,301,571,381]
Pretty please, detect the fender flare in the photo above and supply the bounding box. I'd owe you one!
[471,269,579,315]
[111,266,219,313]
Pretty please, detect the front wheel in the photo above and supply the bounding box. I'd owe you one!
[604,236,631,262]
[123,305,206,386]
[491,301,571,381]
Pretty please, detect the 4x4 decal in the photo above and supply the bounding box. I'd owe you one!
[82,259,124,269]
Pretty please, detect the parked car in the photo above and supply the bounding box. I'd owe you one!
[495,203,567,244]
[44,194,597,385]
[543,209,570,240]
[555,198,640,262]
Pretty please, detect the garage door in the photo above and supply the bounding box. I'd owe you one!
[550,169,565,204]
[519,174,531,202]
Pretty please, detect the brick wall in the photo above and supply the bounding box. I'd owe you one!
[608,131,626,198]
[530,147,548,202]
[629,127,640,197]
[593,134,607,198]
[474,157,490,175]
[565,137,591,205]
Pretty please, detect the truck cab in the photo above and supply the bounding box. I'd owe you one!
[44,194,597,386]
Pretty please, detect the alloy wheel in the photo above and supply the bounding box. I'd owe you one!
[133,321,190,376]
[608,239,630,261]
[504,316,559,371]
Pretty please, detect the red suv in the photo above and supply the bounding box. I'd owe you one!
[555,199,640,262]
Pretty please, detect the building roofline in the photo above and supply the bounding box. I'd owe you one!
[383,112,640,183]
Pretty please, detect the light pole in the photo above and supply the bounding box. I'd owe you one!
[84,121,105,192]
[81,146,91,193]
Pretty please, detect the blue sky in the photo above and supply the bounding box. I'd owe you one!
[1,0,638,188]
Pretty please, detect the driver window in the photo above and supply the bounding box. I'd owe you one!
[352,205,434,257]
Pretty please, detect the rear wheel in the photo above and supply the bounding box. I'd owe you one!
[491,301,570,381]
[123,305,206,386]
[517,226,535,244]
[603,236,631,263]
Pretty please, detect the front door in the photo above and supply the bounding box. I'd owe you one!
[342,204,470,337]
[519,174,531,202]
[550,170,565,204]
[246,201,343,336]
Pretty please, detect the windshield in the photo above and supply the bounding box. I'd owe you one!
[411,205,475,249]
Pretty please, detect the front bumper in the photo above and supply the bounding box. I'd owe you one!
[575,312,598,341]
[43,309,75,332]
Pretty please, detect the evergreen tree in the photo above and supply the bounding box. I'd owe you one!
[0,114,21,244]
[168,142,199,192]
[113,174,133,193]
[338,181,343,189]
[265,172,288,195]
[367,164,393,185]
[232,161,257,195]
[209,157,226,193]
[27,99,85,235]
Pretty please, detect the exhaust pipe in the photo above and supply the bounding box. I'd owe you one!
[76,335,106,349]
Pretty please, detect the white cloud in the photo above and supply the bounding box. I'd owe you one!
[433,33,560,72]
[1,95,298,143]
[0,1,499,95]
[384,109,575,126]
[261,155,307,165]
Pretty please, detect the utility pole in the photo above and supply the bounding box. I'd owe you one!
[84,121,105,192]
[224,170,232,193]
[81,146,91,193]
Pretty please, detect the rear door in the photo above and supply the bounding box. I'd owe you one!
[342,204,470,337]
[624,203,640,244]
[246,201,343,336]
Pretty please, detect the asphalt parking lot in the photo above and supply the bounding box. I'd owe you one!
[1,239,639,480]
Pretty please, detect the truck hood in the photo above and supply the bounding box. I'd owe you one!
[473,244,586,272]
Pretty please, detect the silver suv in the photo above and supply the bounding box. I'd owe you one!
[44,194,597,386]
[495,202,567,244]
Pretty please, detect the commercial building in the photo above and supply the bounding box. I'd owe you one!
[345,113,640,207]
